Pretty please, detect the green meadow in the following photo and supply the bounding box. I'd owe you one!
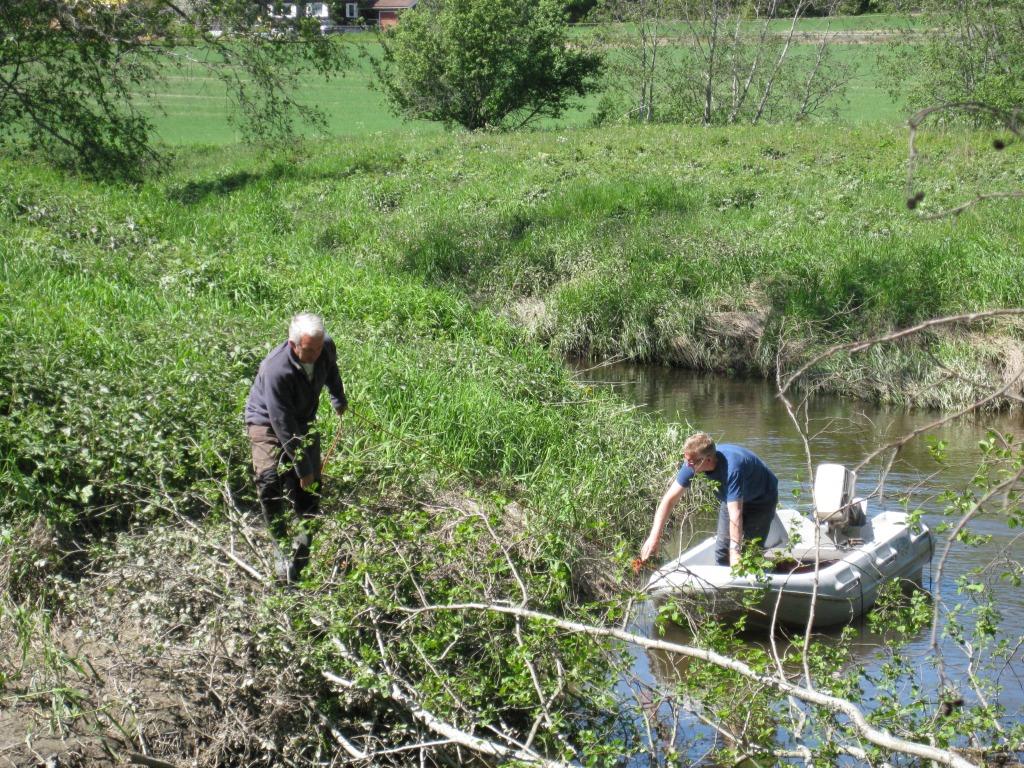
[143,15,911,145]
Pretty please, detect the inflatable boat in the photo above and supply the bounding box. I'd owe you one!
[645,464,934,628]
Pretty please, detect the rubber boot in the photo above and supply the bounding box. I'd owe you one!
[273,543,294,585]
[290,532,311,582]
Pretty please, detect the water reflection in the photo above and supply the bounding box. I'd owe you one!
[577,362,1024,746]
[584,363,1024,510]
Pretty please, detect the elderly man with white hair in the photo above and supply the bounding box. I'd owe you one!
[245,312,348,584]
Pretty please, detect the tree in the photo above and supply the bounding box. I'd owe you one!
[591,0,853,126]
[885,0,1024,118]
[373,0,602,131]
[0,0,348,179]
[590,0,676,124]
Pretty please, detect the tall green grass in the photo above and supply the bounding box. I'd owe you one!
[1,150,681,762]
[3,120,1021,562]
[0,147,679,575]
[355,124,1021,360]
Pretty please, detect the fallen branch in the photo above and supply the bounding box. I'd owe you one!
[126,752,181,768]
[175,512,268,585]
[403,602,981,768]
[322,639,572,768]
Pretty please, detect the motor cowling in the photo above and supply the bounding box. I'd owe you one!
[813,463,867,532]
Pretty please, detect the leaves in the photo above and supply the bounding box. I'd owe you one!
[0,0,349,178]
[373,0,602,130]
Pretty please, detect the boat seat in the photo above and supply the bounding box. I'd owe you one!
[764,544,849,563]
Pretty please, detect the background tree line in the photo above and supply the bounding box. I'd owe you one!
[4,0,1021,175]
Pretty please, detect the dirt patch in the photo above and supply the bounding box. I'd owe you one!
[787,29,909,44]
[0,518,311,768]
[997,335,1024,400]
[702,308,769,373]
[509,297,550,337]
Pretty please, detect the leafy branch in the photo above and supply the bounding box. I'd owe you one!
[402,602,982,768]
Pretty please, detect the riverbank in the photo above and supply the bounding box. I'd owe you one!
[144,124,1023,409]
[0,148,676,765]
[378,123,1023,409]
[2,120,1021,763]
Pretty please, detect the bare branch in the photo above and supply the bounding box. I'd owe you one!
[779,308,1024,398]
[906,101,1023,219]
[404,603,982,768]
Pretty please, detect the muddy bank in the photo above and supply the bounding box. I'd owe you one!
[536,300,1024,411]
[1,521,313,767]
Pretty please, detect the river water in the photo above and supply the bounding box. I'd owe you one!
[579,363,1024,759]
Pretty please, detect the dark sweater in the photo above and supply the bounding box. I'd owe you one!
[244,336,347,476]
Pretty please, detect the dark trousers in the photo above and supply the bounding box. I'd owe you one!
[247,424,320,543]
[715,497,777,566]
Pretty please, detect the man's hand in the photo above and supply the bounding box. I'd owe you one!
[335,404,347,418]
[642,480,685,563]
[640,534,659,562]
[729,548,741,567]
[300,473,316,489]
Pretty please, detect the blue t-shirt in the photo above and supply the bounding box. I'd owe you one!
[676,444,778,505]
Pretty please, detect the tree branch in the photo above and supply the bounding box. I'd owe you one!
[779,308,1024,398]
[403,602,982,768]
[906,101,1022,219]
[323,639,572,768]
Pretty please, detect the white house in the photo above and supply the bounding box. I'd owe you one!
[305,2,331,19]
[266,2,335,25]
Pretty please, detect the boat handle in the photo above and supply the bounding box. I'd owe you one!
[834,570,859,592]
[875,547,897,568]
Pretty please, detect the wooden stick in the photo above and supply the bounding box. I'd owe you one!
[127,752,181,768]
[320,417,344,474]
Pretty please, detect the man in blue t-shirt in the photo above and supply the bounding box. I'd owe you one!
[641,432,778,567]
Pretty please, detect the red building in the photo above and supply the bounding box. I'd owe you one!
[363,0,417,28]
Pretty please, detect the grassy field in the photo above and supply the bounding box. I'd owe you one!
[142,19,910,145]
[142,36,421,142]
[154,123,1017,408]
[25,120,1020,411]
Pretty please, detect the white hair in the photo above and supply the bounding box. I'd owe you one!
[288,312,325,344]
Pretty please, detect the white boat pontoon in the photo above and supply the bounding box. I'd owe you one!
[645,464,935,628]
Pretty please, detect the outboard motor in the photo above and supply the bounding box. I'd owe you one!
[813,463,867,538]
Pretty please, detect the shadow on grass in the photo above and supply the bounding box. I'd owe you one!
[168,170,260,204]
[166,151,409,204]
